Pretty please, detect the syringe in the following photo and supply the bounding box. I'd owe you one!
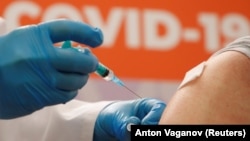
[95,62,142,98]
[61,41,142,99]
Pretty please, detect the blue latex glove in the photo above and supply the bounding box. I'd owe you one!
[0,19,103,119]
[94,98,166,141]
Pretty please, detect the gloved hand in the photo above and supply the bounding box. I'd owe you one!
[0,19,103,119]
[94,98,166,141]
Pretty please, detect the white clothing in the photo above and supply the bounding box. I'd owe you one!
[0,100,111,141]
[0,17,6,35]
[211,35,250,58]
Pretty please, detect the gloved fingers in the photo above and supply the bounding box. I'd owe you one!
[24,82,78,106]
[125,117,141,132]
[139,98,166,125]
[39,19,103,47]
[52,70,89,91]
[51,47,98,74]
[47,89,78,105]
[120,117,141,141]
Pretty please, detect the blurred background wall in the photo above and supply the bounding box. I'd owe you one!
[1,0,249,103]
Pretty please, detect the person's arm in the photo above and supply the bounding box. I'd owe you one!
[0,99,112,141]
[159,36,250,124]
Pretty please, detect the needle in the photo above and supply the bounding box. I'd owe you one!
[122,84,142,99]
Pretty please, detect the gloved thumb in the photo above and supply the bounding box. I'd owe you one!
[39,19,103,47]
[120,117,141,141]
[141,100,166,125]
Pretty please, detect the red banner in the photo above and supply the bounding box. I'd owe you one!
[1,0,250,80]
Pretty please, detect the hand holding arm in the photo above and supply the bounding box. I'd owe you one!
[94,98,166,141]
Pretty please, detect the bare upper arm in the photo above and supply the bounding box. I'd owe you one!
[159,50,250,124]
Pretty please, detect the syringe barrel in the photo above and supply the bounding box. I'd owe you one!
[95,62,115,81]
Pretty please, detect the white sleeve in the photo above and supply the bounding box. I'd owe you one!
[0,99,112,141]
[211,36,250,58]
[0,17,7,35]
